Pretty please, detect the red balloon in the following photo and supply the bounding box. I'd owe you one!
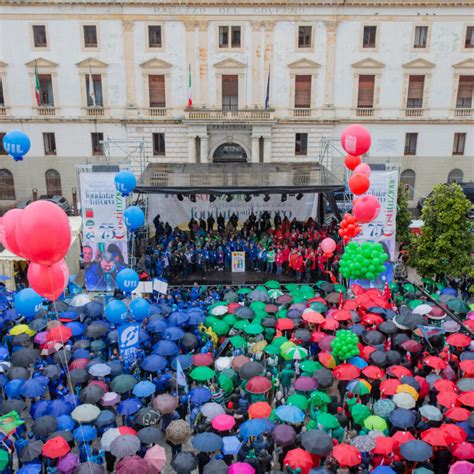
[354,163,371,177]
[320,238,336,254]
[16,201,71,265]
[27,259,69,301]
[341,125,372,156]
[349,173,370,195]
[2,209,25,257]
[344,154,362,171]
[353,195,381,223]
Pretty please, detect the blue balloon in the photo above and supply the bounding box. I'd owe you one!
[2,130,31,161]
[14,288,42,318]
[114,170,137,197]
[124,206,145,231]
[116,268,139,293]
[104,300,128,325]
[130,298,150,321]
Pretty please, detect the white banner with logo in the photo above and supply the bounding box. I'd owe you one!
[79,172,128,291]
[354,170,399,261]
[147,193,319,229]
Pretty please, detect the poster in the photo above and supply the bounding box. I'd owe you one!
[147,193,319,229]
[231,252,246,272]
[79,172,128,291]
[117,323,140,368]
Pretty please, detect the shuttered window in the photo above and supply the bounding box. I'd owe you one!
[45,169,62,196]
[406,75,424,108]
[0,169,15,200]
[357,75,375,108]
[222,75,238,112]
[295,75,311,108]
[456,76,473,108]
[148,75,166,108]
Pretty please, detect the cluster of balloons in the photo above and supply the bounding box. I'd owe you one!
[1,201,71,300]
[2,130,31,161]
[320,237,336,258]
[105,296,151,325]
[338,213,362,244]
[339,241,388,281]
[331,329,360,361]
[353,195,381,224]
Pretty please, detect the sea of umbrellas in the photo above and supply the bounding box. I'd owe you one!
[0,279,472,474]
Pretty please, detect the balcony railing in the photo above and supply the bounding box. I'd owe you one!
[453,108,472,118]
[292,108,312,117]
[148,107,168,117]
[86,106,105,117]
[37,106,56,116]
[355,107,374,117]
[0,106,6,116]
[405,108,423,117]
[186,108,273,120]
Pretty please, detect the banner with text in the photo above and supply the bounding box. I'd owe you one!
[79,172,128,291]
[118,323,140,368]
[147,193,319,229]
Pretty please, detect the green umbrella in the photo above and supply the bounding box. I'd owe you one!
[292,294,308,304]
[430,294,440,301]
[350,403,371,425]
[309,302,327,313]
[230,335,246,349]
[299,360,322,374]
[334,284,347,293]
[205,316,219,326]
[218,374,234,393]
[265,280,280,289]
[272,336,288,348]
[269,289,284,299]
[285,283,299,292]
[223,314,237,326]
[435,282,446,290]
[0,450,8,470]
[244,323,264,335]
[237,288,251,295]
[314,412,340,429]
[190,366,215,382]
[254,310,268,319]
[209,320,230,336]
[233,320,248,330]
[363,415,388,432]
[447,299,470,314]
[263,344,280,355]
[287,393,309,410]
[389,282,399,291]
[110,374,137,394]
[403,283,416,293]
[408,299,423,309]
[255,285,268,292]
[250,301,267,312]
[276,309,287,319]
[282,346,308,361]
[310,391,331,406]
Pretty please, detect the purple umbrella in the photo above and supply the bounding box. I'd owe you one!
[34,332,48,345]
[319,335,335,352]
[272,424,296,447]
[57,452,79,473]
[293,376,318,392]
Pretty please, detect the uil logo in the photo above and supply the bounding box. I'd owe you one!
[119,325,139,348]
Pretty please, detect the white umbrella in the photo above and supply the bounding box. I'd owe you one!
[210,306,228,316]
[101,427,121,451]
[201,402,225,420]
[71,403,101,423]
[215,357,233,371]
[70,294,92,307]
[412,304,432,315]
[88,363,112,377]
[393,392,416,409]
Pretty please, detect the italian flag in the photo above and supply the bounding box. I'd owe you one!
[34,61,41,106]
[187,64,192,109]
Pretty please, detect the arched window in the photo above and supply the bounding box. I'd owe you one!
[213,143,247,163]
[400,169,416,200]
[0,169,15,200]
[45,169,62,196]
[447,169,464,184]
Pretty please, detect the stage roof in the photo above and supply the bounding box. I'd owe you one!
[136,162,344,194]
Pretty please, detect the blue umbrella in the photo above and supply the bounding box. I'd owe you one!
[222,435,242,455]
[239,419,275,439]
[47,398,73,417]
[84,301,103,318]
[147,318,167,334]
[153,340,179,357]
[30,400,50,419]
[4,309,18,321]
[167,311,189,326]
[65,322,85,337]
[349,324,366,337]
[95,410,116,428]
[0,347,10,360]
[171,354,193,370]
[371,467,396,474]
[138,329,151,344]
[399,440,433,462]
[189,386,212,405]
[275,405,305,424]
[0,275,9,281]
[457,421,474,441]
[163,326,185,341]
[73,425,97,443]
[60,311,79,321]
[18,464,42,474]
[19,379,47,398]
[56,415,75,431]
[149,305,163,316]
[72,349,91,360]
[192,433,223,453]
[117,398,143,416]
[441,288,457,296]
[133,381,156,398]
[388,408,416,429]
[5,379,23,399]
[142,354,168,372]
[187,310,205,325]
[348,356,368,369]
[159,304,172,316]
[0,374,8,387]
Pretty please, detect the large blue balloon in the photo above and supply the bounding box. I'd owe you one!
[104,300,128,325]
[124,206,145,231]
[130,298,150,321]
[2,130,31,161]
[116,268,139,293]
[114,170,137,197]
[14,288,42,318]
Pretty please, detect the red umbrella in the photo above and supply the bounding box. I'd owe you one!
[446,333,471,348]
[372,436,394,456]
[265,304,278,314]
[437,391,460,408]
[459,360,474,376]
[362,366,385,380]
[458,391,474,408]
[119,426,138,436]
[310,332,327,344]
[362,313,384,326]
[425,356,447,370]
[434,379,458,393]
[445,407,471,422]
[42,436,71,459]
[421,427,452,447]
[283,448,313,474]
[47,325,73,342]
[321,318,339,331]
[428,306,446,318]
[451,441,474,460]
[360,345,376,361]
[227,302,241,314]
[318,335,335,352]
[211,413,236,431]
[415,376,430,400]
[333,310,352,322]
[302,311,325,325]
[248,402,272,419]
[400,340,423,353]
[391,431,416,448]
[333,364,361,381]
[380,378,401,397]
[293,376,318,392]
[440,424,468,444]
[89,380,108,392]
[386,365,412,378]
[307,296,326,305]
[246,376,272,394]
[275,318,295,331]
[69,358,90,370]
[192,353,214,367]
[332,444,362,467]
[343,300,358,311]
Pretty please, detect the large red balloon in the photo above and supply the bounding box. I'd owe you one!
[344,154,362,171]
[27,259,69,301]
[341,125,372,156]
[16,201,71,265]
[2,209,25,257]
[353,195,381,223]
[354,163,371,177]
[349,173,370,195]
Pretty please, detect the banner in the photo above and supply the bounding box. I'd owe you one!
[147,193,319,229]
[79,172,128,291]
[231,252,245,272]
[117,323,140,368]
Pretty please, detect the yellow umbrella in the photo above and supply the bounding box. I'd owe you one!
[10,325,35,337]
[396,383,419,401]
[252,340,268,353]
[280,341,295,354]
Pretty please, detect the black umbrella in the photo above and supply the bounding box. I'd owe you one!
[385,350,402,365]
[191,432,223,453]
[48,430,74,442]
[318,282,334,293]
[73,340,90,350]
[400,376,420,391]
[11,348,39,367]
[74,462,104,474]
[70,368,89,384]
[379,321,398,335]
[369,350,389,368]
[107,360,123,377]
[8,367,30,380]
[234,307,255,319]
[203,459,229,474]
[84,301,103,318]
[107,330,118,344]
[43,365,62,379]
[460,351,474,361]
[391,334,410,348]
[29,318,48,331]
[400,440,433,462]
[262,317,277,328]
[12,334,32,347]
[362,331,385,346]
[85,322,109,338]
[239,361,264,380]
[19,440,43,462]
[32,416,57,438]
[180,333,198,351]
[54,350,72,364]
[293,329,311,342]
[223,291,239,303]
[388,408,416,429]
[287,309,302,319]
[301,429,333,456]
[0,399,26,415]
[79,385,105,404]
[272,424,296,447]
[135,407,161,427]
[314,368,334,389]
[138,426,163,445]
[171,452,198,474]
[49,301,70,312]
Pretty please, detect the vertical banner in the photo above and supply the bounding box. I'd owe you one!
[231,252,246,272]
[79,172,128,291]
[117,323,140,368]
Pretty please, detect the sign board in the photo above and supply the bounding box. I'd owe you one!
[231,252,245,272]
[153,279,169,295]
[117,323,140,368]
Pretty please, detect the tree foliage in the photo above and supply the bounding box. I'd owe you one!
[396,183,412,245]
[409,183,473,278]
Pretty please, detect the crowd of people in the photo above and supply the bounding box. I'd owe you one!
[0,277,472,474]
[144,213,343,283]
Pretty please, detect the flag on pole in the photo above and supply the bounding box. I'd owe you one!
[187,64,192,109]
[265,65,271,111]
[34,61,41,106]
[176,358,188,391]
[88,60,96,107]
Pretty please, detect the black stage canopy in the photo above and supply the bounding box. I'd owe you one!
[136,162,344,195]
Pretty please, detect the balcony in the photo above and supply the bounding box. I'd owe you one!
[292,108,312,118]
[86,106,105,117]
[405,108,424,117]
[37,106,56,117]
[355,107,374,117]
[148,107,168,117]
[186,108,273,121]
[453,108,472,118]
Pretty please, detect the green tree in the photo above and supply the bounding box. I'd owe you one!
[396,183,412,245]
[409,183,473,278]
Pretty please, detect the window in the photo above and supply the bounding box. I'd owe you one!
[153,133,165,156]
[85,74,103,107]
[43,133,56,155]
[0,134,6,155]
[363,26,377,48]
[219,26,241,48]
[298,26,312,48]
[404,133,418,156]
[148,75,166,108]
[357,75,375,108]
[406,75,425,108]
[0,79,4,106]
[465,26,474,48]
[222,75,238,112]
[91,132,103,155]
[400,169,416,200]
[38,74,54,107]
[0,169,15,200]
[148,25,162,48]
[32,25,47,48]
[83,25,98,48]
[414,26,428,48]
[213,143,247,163]
[295,75,311,108]
[456,76,474,108]
[45,169,62,196]
[295,133,308,156]
[447,169,464,184]
[453,133,466,155]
